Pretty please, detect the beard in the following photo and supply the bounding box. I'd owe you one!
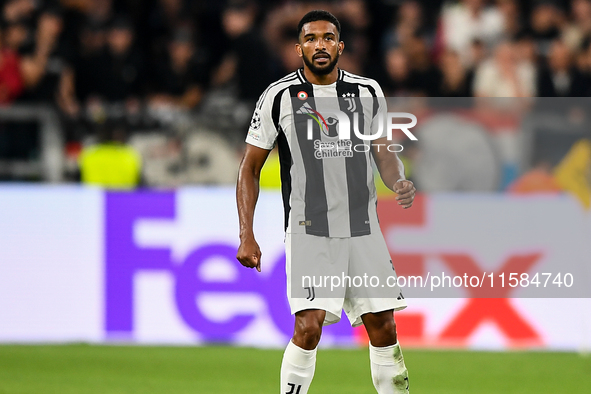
[303,51,340,76]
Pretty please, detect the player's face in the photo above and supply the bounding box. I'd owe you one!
[296,21,343,76]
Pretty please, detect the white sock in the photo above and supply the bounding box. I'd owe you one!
[369,342,409,394]
[280,340,317,394]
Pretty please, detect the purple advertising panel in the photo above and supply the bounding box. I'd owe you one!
[0,186,589,349]
[104,190,353,344]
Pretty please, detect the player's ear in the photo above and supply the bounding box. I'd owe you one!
[338,41,344,55]
[295,42,303,58]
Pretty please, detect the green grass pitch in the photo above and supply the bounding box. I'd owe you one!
[0,345,590,393]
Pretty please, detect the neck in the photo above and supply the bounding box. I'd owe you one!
[303,65,338,85]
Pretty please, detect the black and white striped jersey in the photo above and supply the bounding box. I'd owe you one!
[246,68,386,238]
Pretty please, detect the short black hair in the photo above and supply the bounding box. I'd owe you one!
[297,10,341,41]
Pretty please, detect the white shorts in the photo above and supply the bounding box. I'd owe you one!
[286,231,407,327]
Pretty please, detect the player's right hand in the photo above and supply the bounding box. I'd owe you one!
[394,179,416,209]
[236,236,262,272]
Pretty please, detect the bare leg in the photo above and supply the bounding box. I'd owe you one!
[280,309,326,394]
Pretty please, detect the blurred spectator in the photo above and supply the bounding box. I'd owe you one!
[73,22,108,104]
[527,0,562,56]
[79,120,142,189]
[148,0,191,57]
[4,21,30,52]
[515,34,539,65]
[3,0,36,24]
[101,17,145,102]
[339,0,370,33]
[0,28,23,104]
[149,29,205,110]
[277,33,301,74]
[403,35,440,96]
[497,0,523,39]
[84,0,114,27]
[337,51,363,75]
[440,0,505,66]
[18,8,71,104]
[263,1,308,59]
[537,39,589,96]
[469,39,488,67]
[437,49,473,96]
[382,47,415,96]
[218,0,272,101]
[508,161,561,194]
[0,18,27,170]
[337,0,371,73]
[383,1,429,50]
[5,7,69,167]
[562,0,591,51]
[473,40,536,97]
[577,37,591,77]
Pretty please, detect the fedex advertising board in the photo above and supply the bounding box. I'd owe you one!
[0,186,589,350]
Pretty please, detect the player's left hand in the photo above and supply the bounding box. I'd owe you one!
[394,180,415,209]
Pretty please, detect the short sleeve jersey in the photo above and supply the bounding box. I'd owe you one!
[246,68,387,238]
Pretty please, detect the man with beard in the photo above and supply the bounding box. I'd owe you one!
[236,10,415,394]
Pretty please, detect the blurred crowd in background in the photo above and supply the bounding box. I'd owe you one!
[0,0,589,201]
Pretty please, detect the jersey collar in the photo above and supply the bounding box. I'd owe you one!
[297,67,345,85]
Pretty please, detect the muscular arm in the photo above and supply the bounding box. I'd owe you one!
[372,138,416,209]
[236,144,271,272]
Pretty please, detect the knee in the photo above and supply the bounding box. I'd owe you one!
[377,319,397,342]
[370,315,397,334]
[293,320,322,350]
[367,317,397,347]
[383,319,397,337]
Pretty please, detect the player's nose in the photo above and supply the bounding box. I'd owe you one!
[315,38,326,50]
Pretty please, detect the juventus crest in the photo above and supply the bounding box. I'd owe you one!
[341,92,356,112]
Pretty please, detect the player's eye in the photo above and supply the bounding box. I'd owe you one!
[307,37,314,42]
